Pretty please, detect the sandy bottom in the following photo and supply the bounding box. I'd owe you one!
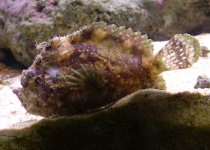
[0,34,210,130]
[162,57,210,95]
[0,76,43,130]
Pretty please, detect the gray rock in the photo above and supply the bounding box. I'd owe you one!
[194,75,210,89]
[0,89,210,150]
[0,0,210,66]
[200,46,210,57]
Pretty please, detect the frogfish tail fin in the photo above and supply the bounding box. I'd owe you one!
[155,34,201,71]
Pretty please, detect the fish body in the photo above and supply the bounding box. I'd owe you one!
[14,22,200,117]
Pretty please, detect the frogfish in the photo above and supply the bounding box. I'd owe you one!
[13,22,200,117]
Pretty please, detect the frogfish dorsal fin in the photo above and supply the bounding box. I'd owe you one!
[155,34,201,70]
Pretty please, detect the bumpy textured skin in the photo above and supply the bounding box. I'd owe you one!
[14,22,165,117]
[156,34,200,70]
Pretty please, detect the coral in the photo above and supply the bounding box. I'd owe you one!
[155,34,201,70]
[14,22,166,117]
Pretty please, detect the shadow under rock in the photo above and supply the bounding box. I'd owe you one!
[0,48,26,70]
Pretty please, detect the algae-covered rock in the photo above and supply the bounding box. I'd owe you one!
[1,89,210,150]
[0,0,209,66]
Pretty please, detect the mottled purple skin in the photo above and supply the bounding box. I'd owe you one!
[14,22,165,117]
[15,42,157,116]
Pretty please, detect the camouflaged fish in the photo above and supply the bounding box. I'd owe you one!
[13,22,201,117]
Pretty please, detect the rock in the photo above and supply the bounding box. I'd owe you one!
[194,75,210,89]
[0,0,210,66]
[200,46,210,57]
[0,89,210,149]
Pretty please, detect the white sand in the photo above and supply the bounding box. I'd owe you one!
[0,76,43,130]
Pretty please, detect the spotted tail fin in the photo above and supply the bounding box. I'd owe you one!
[155,34,201,71]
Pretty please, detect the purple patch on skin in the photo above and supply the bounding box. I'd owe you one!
[12,88,22,96]
[46,67,60,78]
[35,76,52,100]
[71,44,100,64]
[21,68,36,87]
[20,76,28,88]
[21,67,43,88]
[122,55,141,64]
[27,68,41,78]
[130,46,140,56]
[40,50,49,57]
[73,44,98,54]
